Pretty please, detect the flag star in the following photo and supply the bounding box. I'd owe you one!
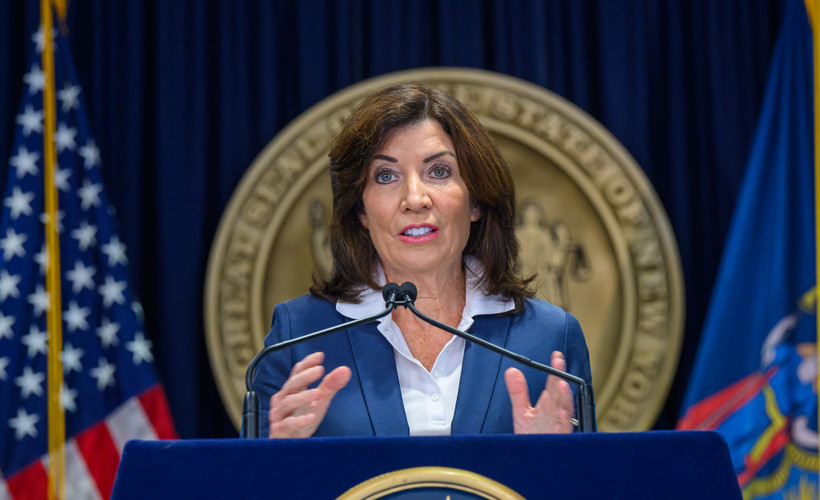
[59,384,78,413]
[9,146,40,178]
[54,123,77,152]
[28,284,50,316]
[32,25,56,53]
[21,325,48,357]
[0,228,27,261]
[39,210,65,233]
[79,140,101,169]
[0,269,22,306]
[0,312,13,340]
[77,179,103,210]
[61,343,84,374]
[54,165,71,192]
[101,236,128,266]
[57,83,81,112]
[66,260,95,293]
[126,333,153,364]
[15,366,45,398]
[0,357,9,380]
[63,300,90,332]
[99,276,126,307]
[132,301,145,322]
[16,104,43,136]
[4,187,35,219]
[34,244,48,275]
[23,64,45,94]
[32,25,46,51]
[96,318,120,348]
[8,408,39,440]
[0,269,21,300]
[90,358,116,390]
[71,221,97,251]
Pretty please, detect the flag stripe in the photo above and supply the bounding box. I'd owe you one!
[107,395,157,453]
[139,385,178,440]
[75,420,119,499]
[6,460,48,500]
[1,388,176,500]
[0,474,11,500]
[63,441,103,500]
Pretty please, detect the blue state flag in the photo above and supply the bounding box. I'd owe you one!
[678,1,818,498]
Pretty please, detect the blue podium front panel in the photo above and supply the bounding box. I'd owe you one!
[111,431,741,499]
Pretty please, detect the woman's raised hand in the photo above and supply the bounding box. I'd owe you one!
[268,352,351,438]
[504,351,575,434]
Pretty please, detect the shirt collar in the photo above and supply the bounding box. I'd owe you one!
[335,256,515,322]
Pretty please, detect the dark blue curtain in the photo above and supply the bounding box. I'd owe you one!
[0,0,784,438]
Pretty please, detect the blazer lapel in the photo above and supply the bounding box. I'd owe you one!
[347,322,409,436]
[451,314,512,434]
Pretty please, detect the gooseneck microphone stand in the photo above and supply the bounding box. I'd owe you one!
[396,282,597,432]
[241,283,407,438]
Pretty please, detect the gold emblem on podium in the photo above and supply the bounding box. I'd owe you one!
[204,68,685,432]
[336,467,525,499]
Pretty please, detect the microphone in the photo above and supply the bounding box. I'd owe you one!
[241,282,404,438]
[396,282,597,432]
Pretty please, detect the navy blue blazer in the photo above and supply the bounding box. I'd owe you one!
[255,293,593,437]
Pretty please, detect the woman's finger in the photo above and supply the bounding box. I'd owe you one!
[504,367,532,415]
[291,351,326,378]
[269,412,318,438]
[270,387,320,420]
[277,353,327,396]
[317,366,352,396]
[544,351,574,417]
[269,363,352,438]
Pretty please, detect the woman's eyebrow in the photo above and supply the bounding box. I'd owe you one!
[423,151,456,163]
[372,154,398,162]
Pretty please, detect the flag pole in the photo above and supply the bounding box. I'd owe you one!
[40,0,66,498]
[806,0,820,454]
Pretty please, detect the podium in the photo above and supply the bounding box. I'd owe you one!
[111,431,741,499]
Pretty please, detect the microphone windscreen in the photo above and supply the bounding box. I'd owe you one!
[399,282,418,302]
[382,282,400,301]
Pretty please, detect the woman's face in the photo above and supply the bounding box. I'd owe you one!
[359,119,481,282]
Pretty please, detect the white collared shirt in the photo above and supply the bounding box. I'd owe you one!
[336,257,514,436]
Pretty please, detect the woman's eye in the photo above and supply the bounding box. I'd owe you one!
[431,165,450,178]
[375,170,394,183]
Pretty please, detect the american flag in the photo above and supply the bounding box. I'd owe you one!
[0,23,177,500]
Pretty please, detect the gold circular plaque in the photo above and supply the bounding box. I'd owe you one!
[336,466,525,500]
[204,68,685,432]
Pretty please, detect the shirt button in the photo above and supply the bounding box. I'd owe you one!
[431,393,440,402]
[433,370,442,379]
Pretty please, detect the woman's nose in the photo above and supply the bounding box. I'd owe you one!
[403,175,431,211]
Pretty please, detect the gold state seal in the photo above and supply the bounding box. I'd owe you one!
[204,68,685,432]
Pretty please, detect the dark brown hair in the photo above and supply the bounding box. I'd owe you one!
[310,83,533,308]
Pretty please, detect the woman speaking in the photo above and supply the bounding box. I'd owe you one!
[254,83,593,437]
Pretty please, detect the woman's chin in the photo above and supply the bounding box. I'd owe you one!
[384,258,463,281]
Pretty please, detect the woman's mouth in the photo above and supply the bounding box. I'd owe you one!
[402,227,434,237]
[399,225,439,242]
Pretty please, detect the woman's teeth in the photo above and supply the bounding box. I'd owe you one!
[403,227,433,237]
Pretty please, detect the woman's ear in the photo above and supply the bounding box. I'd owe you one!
[470,202,482,222]
[359,209,369,229]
